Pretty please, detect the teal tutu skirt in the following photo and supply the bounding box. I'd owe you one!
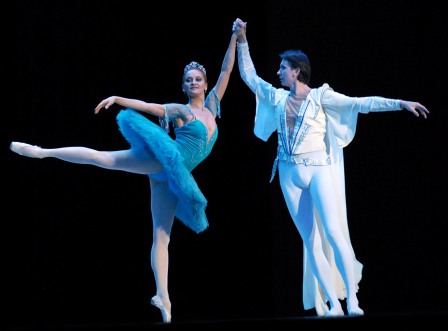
[117,108,208,233]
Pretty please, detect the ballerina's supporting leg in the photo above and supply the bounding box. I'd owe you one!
[149,178,176,323]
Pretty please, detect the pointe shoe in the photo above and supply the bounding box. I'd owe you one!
[151,295,171,323]
[348,306,364,316]
[10,142,43,158]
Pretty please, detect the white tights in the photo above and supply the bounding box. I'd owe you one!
[278,150,362,316]
[34,146,164,174]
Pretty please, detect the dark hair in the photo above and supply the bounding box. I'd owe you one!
[279,49,311,85]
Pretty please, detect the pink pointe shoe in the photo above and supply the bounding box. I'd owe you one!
[10,142,43,158]
[150,295,171,323]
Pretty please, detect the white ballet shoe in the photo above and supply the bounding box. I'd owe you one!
[10,142,43,159]
[151,295,171,323]
[348,306,364,316]
[325,306,345,317]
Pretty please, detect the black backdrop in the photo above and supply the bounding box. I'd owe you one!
[10,0,446,328]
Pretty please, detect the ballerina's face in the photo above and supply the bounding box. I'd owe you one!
[182,69,208,96]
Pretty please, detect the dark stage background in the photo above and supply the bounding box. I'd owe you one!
[9,0,446,329]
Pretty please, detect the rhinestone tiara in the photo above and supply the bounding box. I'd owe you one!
[184,61,206,76]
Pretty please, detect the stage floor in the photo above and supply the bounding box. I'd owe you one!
[9,312,447,330]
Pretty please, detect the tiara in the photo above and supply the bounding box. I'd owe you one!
[184,61,206,76]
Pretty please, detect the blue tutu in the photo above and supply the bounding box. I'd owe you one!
[116,108,208,233]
